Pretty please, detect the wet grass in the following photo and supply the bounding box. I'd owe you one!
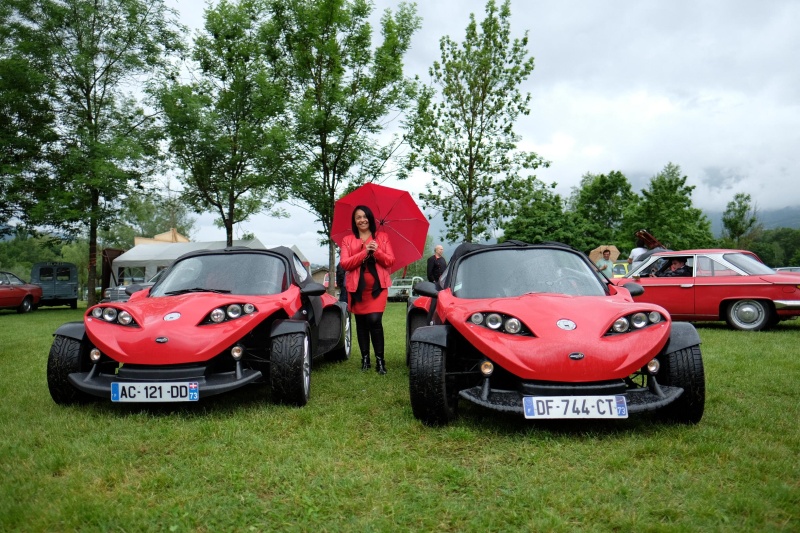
[0,304,798,531]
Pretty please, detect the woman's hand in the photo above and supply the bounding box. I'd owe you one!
[366,241,378,253]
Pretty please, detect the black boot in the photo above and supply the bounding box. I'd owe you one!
[375,354,386,375]
[361,354,371,371]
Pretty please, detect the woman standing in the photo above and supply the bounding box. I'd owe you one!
[339,205,394,374]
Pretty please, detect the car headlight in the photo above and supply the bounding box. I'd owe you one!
[467,312,529,335]
[102,307,118,322]
[210,308,226,323]
[612,317,630,333]
[88,306,138,327]
[607,311,664,335]
[117,311,133,325]
[485,313,503,330]
[504,317,522,334]
[204,303,257,325]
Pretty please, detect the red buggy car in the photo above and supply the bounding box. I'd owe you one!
[406,241,705,426]
[47,246,351,406]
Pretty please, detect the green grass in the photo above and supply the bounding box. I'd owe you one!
[1,304,798,531]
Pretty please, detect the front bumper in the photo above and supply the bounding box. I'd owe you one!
[68,362,263,400]
[459,379,683,415]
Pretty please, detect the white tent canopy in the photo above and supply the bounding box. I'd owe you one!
[111,239,267,286]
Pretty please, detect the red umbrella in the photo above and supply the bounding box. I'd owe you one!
[331,183,429,274]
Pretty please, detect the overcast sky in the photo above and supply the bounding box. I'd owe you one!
[168,0,800,264]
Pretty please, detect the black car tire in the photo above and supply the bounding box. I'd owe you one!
[69,299,78,310]
[656,344,705,424]
[17,296,33,314]
[725,299,771,331]
[409,341,458,426]
[270,331,311,406]
[405,311,429,366]
[47,335,94,404]
[326,313,351,362]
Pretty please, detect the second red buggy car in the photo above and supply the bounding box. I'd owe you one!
[406,241,705,426]
[47,246,351,407]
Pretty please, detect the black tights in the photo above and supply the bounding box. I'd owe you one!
[354,312,384,357]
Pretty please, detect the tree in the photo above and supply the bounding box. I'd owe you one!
[500,178,577,246]
[405,0,548,244]
[6,0,185,305]
[567,170,638,249]
[157,0,289,247]
[622,163,715,250]
[270,0,421,291]
[721,192,761,249]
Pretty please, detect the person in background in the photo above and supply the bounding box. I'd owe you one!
[659,257,691,277]
[339,205,395,374]
[595,249,614,278]
[628,238,648,265]
[427,244,447,290]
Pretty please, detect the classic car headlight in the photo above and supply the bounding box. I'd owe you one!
[204,303,257,325]
[607,311,664,335]
[91,307,103,318]
[467,312,530,335]
[102,307,118,322]
[88,306,138,327]
[117,311,133,325]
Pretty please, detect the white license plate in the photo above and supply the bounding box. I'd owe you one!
[523,395,628,419]
[111,382,199,402]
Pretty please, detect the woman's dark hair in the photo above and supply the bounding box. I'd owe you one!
[351,205,377,237]
[635,238,646,247]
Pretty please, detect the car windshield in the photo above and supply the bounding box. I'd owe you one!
[150,253,287,297]
[451,248,607,298]
[723,253,774,275]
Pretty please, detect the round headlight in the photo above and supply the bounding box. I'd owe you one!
[91,307,103,318]
[231,345,244,360]
[470,312,484,325]
[646,359,660,374]
[631,312,648,329]
[480,360,494,376]
[227,304,242,319]
[103,308,118,322]
[210,308,226,323]
[118,311,133,325]
[648,311,662,323]
[90,348,102,362]
[243,303,256,314]
[504,317,522,334]
[612,317,629,333]
[485,313,503,330]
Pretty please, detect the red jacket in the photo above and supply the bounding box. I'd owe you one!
[339,232,394,293]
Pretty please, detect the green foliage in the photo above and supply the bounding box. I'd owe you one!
[405,0,548,244]
[622,163,715,250]
[499,178,578,246]
[157,0,289,247]
[750,227,800,266]
[270,0,421,281]
[568,171,638,249]
[721,192,762,249]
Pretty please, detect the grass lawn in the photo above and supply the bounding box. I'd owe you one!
[1,303,798,531]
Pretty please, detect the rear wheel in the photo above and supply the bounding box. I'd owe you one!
[17,297,33,314]
[656,345,705,424]
[409,341,458,426]
[725,299,771,331]
[270,331,311,406]
[47,335,95,404]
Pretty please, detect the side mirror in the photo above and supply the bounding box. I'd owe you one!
[301,281,327,297]
[412,281,439,298]
[622,282,644,297]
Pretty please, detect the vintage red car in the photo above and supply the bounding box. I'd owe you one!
[47,246,351,406]
[0,271,42,313]
[613,249,800,331]
[406,241,705,426]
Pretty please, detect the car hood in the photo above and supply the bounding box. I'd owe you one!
[85,288,303,365]
[437,291,670,382]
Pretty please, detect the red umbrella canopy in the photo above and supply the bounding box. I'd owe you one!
[331,183,429,274]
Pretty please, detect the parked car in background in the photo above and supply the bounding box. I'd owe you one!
[0,271,43,313]
[102,270,166,302]
[614,249,800,331]
[612,261,629,278]
[775,266,800,275]
[30,262,78,309]
[406,241,705,427]
[47,246,351,406]
[388,276,423,302]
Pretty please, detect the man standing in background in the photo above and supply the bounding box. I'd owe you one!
[427,245,447,290]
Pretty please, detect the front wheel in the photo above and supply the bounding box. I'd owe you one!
[657,344,705,424]
[47,335,95,404]
[270,331,311,406]
[726,299,771,331]
[409,341,458,426]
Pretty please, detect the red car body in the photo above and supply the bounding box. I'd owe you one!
[406,241,705,426]
[0,271,42,313]
[612,249,800,331]
[47,246,351,406]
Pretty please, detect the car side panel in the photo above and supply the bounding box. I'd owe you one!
[633,277,695,317]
